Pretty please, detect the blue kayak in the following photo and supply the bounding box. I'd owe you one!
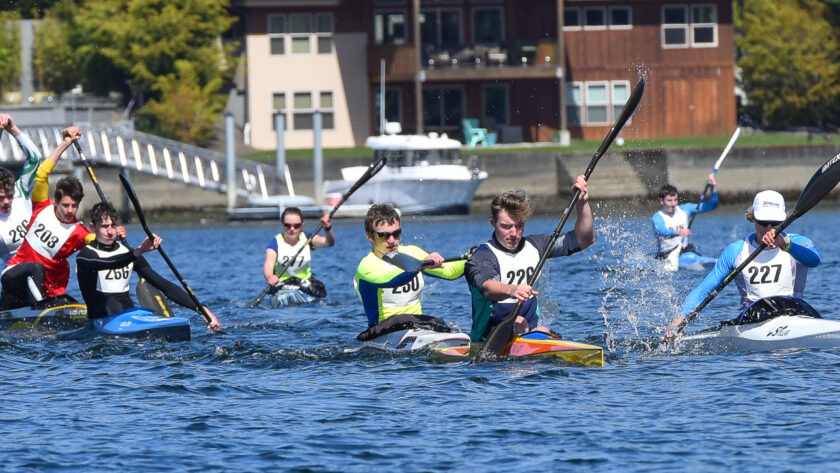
[90,307,191,341]
[679,251,717,270]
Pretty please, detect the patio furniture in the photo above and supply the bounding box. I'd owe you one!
[462,118,489,147]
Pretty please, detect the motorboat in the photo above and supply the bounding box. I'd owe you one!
[323,123,487,216]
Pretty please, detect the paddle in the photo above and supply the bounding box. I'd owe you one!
[381,249,473,273]
[687,127,740,229]
[665,128,741,272]
[246,155,387,307]
[71,141,173,317]
[118,173,217,329]
[672,150,840,336]
[474,78,646,362]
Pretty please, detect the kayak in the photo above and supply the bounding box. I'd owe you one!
[270,287,316,307]
[58,307,191,341]
[678,250,717,271]
[349,315,604,366]
[674,296,840,353]
[505,332,604,366]
[0,303,88,332]
[350,328,472,359]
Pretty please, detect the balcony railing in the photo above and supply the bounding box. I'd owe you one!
[423,40,558,69]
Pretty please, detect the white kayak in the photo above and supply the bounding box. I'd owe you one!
[270,288,316,307]
[674,296,840,353]
[347,314,471,359]
[351,328,472,358]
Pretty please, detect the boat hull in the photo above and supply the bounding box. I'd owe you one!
[678,251,717,271]
[90,308,191,341]
[323,165,486,215]
[677,315,840,353]
[0,303,88,332]
[270,288,316,307]
[506,333,605,367]
[353,329,604,366]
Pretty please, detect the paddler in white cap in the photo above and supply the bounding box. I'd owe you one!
[665,190,820,339]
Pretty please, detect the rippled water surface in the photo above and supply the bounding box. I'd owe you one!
[4,204,840,472]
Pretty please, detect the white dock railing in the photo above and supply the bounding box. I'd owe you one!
[0,125,278,199]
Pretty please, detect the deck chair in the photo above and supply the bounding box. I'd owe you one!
[462,118,488,147]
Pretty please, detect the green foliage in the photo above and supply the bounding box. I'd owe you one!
[0,11,21,93]
[33,0,81,94]
[735,0,840,127]
[138,60,226,145]
[0,0,59,19]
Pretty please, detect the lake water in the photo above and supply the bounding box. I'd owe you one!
[3,202,840,472]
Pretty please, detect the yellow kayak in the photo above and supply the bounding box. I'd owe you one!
[432,332,604,367]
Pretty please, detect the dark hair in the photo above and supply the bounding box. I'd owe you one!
[0,167,14,195]
[364,203,400,234]
[54,176,84,203]
[281,207,303,224]
[490,190,533,221]
[659,184,678,199]
[89,201,118,226]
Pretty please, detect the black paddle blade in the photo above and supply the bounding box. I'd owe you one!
[473,314,517,362]
[791,152,840,220]
[136,279,173,317]
[382,251,426,272]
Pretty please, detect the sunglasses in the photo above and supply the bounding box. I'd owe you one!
[375,228,402,240]
[755,220,782,227]
[283,222,302,229]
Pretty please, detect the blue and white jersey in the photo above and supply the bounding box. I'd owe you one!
[652,194,718,253]
[465,231,581,341]
[678,233,819,316]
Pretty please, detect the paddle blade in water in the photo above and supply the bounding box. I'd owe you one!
[791,152,840,220]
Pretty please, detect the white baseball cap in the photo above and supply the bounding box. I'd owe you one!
[752,190,786,222]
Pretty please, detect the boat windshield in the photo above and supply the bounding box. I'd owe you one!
[375,149,461,167]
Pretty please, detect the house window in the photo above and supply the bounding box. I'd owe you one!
[316,13,333,53]
[585,82,609,125]
[612,81,630,122]
[563,7,581,30]
[320,91,335,129]
[662,5,688,48]
[293,92,313,129]
[290,14,312,54]
[420,9,462,48]
[583,6,607,30]
[566,83,581,126]
[609,6,632,29]
[482,84,507,126]
[271,92,287,130]
[691,4,717,46]
[375,11,407,45]
[268,14,285,55]
[473,8,503,43]
[423,86,463,127]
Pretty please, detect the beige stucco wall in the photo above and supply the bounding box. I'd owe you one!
[246,32,371,150]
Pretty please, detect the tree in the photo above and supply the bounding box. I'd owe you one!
[735,0,840,127]
[33,0,82,95]
[0,11,21,96]
[138,60,226,145]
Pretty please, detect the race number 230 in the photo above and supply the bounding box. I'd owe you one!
[747,264,782,284]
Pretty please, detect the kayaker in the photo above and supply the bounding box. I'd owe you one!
[0,126,90,310]
[263,207,334,299]
[652,176,718,258]
[76,201,221,331]
[665,190,819,339]
[465,175,595,342]
[354,203,464,328]
[0,113,46,270]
